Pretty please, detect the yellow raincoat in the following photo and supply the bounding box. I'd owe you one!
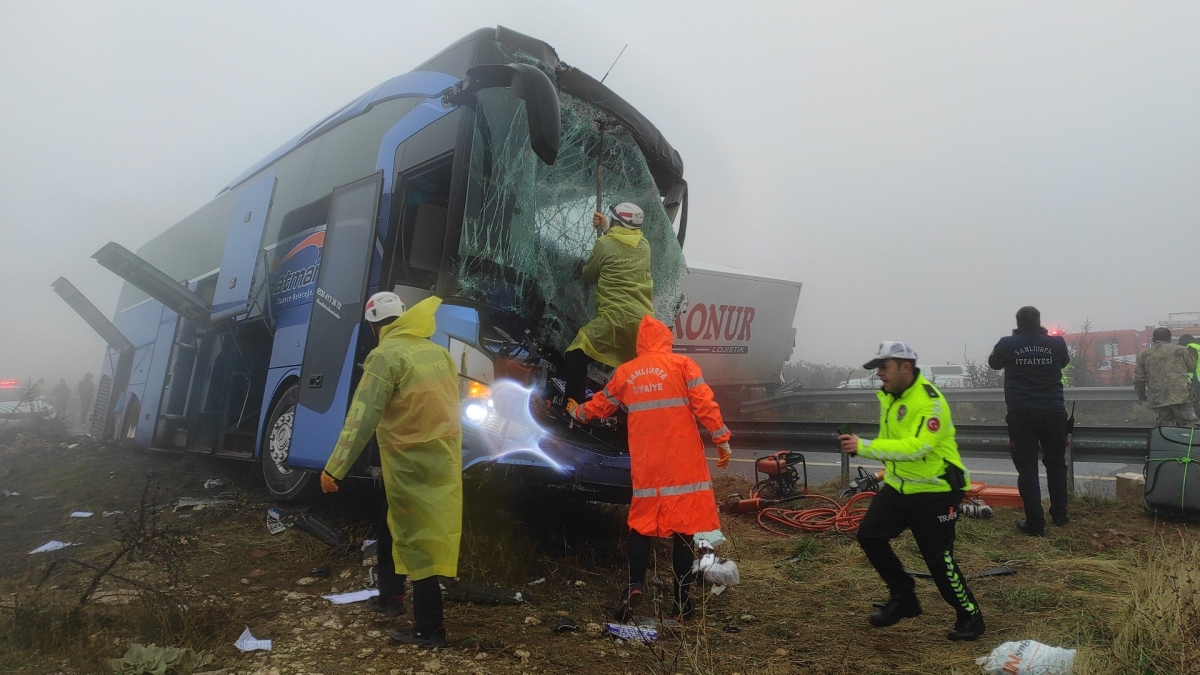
[323,297,462,580]
[566,226,654,368]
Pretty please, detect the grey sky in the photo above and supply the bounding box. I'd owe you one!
[2,1,1198,386]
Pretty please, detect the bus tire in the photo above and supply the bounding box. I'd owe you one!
[261,384,317,502]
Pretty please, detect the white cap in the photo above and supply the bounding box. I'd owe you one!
[863,341,919,369]
[364,292,406,323]
[609,202,644,228]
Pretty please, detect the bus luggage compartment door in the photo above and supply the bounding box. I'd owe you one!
[287,172,383,469]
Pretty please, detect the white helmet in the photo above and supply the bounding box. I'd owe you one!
[364,292,406,323]
[609,202,644,228]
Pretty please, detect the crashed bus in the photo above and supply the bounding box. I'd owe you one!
[55,27,800,502]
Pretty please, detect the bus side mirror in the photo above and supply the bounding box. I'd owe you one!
[443,64,561,166]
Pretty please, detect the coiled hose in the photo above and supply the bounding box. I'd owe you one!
[756,491,875,535]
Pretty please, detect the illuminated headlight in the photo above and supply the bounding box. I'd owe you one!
[464,401,490,424]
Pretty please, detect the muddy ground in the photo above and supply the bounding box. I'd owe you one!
[1,427,1195,674]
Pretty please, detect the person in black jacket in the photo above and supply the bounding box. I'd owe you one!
[988,306,1071,536]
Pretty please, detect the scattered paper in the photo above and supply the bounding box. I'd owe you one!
[67,443,79,449]
[321,588,379,605]
[527,578,546,586]
[2,490,19,497]
[711,584,727,596]
[29,540,76,554]
[360,538,377,551]
[174,497,232,512]
[70,511,94,518]
[103,511,124,518]
[234,626,272,652]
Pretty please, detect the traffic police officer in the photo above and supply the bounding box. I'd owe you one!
[839,341,985,641]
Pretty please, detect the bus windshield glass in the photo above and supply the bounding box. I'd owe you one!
[455,50,687,355]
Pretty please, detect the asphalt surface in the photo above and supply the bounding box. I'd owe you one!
[707,446,1141,499]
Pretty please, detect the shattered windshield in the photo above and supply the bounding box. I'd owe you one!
[454,61,687,356]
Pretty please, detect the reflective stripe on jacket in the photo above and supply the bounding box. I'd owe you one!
[572,315,729,537]
[855,371,970,495]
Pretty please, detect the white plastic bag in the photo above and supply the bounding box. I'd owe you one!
[693,530,726,547]
[692,540,740,587]
[976,640,1075,675]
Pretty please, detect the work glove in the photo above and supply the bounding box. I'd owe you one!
[716,442,732,469]
[320,471,340,494]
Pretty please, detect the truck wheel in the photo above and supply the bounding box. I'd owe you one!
[261,384,316,502]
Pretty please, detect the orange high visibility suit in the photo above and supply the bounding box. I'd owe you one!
[571,315,731,537]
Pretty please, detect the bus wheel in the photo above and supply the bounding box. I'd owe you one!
[261,384,316,502]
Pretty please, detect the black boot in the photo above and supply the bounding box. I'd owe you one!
[611,583,644,623]
[947,613,986,641]
[869,596,922,627]
[365,593,406,617]
[1017,519,1045,536]
[390,626,447,648]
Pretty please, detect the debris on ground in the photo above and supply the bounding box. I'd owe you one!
[102,510,124,517]
[440,578,523,604]
[294,515,349,547]
[604,622,658,642]
[976,640,1076,674]
[109,642,214,675]
[527,577,546,586]
[309,564,330,578]
[233,626,272,653]
[322,589,379,604]
[69,511,93,518]
[551,616,579,633]
[32,494,57,500]
[28,540,76,554]
[295,577,317,586]
[202,478,227,489]
[173,497,233,512]
[266,506,286,535]
[2,490,19,497]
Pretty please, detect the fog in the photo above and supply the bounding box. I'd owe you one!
[2,1,1198,386]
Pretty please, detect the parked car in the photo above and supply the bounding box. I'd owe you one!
[0,380,54,423]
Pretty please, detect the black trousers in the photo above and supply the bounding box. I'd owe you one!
[857,485,981,620]
[627,529,696,609]
[376,491,444,631]
[1006,409,1069,527]
[564,348,597,405]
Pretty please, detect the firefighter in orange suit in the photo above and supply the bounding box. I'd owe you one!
[569,314,732,622]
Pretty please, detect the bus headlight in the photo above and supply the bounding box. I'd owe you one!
[463,400,490,424]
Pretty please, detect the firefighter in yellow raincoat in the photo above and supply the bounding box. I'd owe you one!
[320,293,462,648]
[563,202,654,409]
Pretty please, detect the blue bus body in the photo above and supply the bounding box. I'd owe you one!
[77,27,689,502]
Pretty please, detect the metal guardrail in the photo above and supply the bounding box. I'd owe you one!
[741,386,1139,414]
[724,419,1151,487]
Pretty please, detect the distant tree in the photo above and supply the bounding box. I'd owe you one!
[1065,319,1099,387]
[961,345,1004,388]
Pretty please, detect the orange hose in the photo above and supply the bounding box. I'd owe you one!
[755,491,875,535]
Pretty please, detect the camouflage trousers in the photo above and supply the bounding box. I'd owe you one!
[1153,403,1200,428]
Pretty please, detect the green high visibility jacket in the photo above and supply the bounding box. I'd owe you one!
[324,296,463,580]
[855,371,970,495]
[566,225,654,368]
[1187,343,1200,383]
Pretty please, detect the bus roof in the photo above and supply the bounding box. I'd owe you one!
[221,26,684,197]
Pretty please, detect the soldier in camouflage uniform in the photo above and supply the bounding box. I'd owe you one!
[1134,327,1200,428]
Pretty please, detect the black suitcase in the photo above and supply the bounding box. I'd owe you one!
[1144,426,1200,521]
